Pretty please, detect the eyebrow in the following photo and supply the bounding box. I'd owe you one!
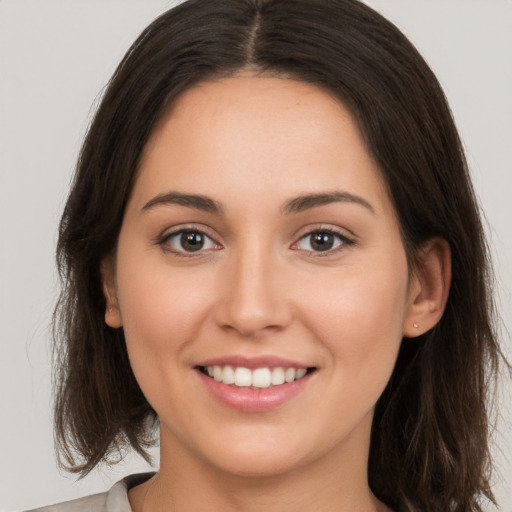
[141,190,374,216]
[282,191,375,215]
[142,191,223,214]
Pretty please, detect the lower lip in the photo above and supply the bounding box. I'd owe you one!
[196,369,314,412]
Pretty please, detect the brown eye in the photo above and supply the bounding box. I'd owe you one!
[310,232,336,251]
[295,230,349,253]
[161,229,219,254]
[180,231,205,251]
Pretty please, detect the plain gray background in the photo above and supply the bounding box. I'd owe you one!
[0,1,511,510]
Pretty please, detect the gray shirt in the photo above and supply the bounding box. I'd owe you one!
[26,473,155,512]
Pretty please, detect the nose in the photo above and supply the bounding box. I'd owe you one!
[214,242,293,338]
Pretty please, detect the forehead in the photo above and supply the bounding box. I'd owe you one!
[133,75,392,217]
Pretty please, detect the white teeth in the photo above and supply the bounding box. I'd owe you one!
[222,366,235,385]
[234,367,252,387]
[252,368,272,388]
[285,367,296,383]
[271,367,285,386]
[296,368,307,379]
[204,365,310,388]
[213,365,222,382]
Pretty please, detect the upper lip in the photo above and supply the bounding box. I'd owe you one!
[195,355,313,370]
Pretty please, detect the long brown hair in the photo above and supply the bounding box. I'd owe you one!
[53,1,504,510]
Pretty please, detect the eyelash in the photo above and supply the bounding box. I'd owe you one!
[157,228,221,258]
[291,228,355,256]
[157,227,355,258]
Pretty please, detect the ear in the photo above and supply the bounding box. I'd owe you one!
[101,256,123,328]
[403,238,451,338]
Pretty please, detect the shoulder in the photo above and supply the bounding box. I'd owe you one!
[25,492,107,512]
[24,472,155,512]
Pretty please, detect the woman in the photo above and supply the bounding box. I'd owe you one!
[32,0,505,510]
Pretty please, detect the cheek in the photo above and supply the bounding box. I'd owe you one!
[114,258,218,420]
[303,255,409,386]
[114,243,213,373]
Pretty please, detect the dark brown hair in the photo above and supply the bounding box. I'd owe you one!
[54,1,504,510]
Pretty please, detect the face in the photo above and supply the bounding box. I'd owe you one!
[105,75,418,479]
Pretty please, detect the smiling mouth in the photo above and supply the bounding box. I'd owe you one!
[197,365,316,389]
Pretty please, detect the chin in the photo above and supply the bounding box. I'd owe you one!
[198,431,319,479]
[212,451,305,479]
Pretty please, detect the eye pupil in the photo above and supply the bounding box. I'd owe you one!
[181,231,204,251]
[311,232,334,251]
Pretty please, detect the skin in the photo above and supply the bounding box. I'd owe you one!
[103,74,450,512]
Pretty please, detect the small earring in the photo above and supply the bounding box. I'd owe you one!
[108,306,113,313]
[413,322,419,328]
